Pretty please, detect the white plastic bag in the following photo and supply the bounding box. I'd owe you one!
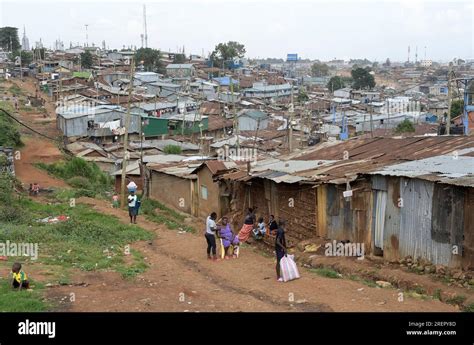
[280,254,300,282]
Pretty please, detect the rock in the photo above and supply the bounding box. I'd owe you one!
[304,244,321,253]
[296,240,314,252]
[357,288,364,292]
[424,265,435,274]
[376,280,392,288]
[452,271,465,280]
[377,301,386,305]
[296,299,307,304]
[469,279,474,286]
[184,218,193,224]
[435,265,446,275]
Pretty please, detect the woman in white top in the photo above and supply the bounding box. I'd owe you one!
[205,212,218,260]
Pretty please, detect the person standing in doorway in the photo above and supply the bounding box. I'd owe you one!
[275,220,288,282]
[128,190,138,224]
[205,212,218,261]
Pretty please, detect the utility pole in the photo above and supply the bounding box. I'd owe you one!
[370,103,374,138]
[230,76,239,148]
[289,82,294,152]
[446,65,452,135]
[120,58,135,208]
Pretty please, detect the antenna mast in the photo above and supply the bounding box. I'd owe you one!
[143,4,148,48]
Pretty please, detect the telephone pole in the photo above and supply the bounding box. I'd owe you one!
[120,58,135,208]
[446,65,452,135]
[289,83,294,152]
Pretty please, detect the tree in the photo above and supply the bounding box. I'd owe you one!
[210,41,246,68]
[0,27,20,52]
[135,48,165,74]
[383,58,391,67]
[326,76,345,92]
[311,62,329,77]
[80,50,93,69]
[9,50,32,66]
[351,67,376,90]
[395,119,415,133]
[297,88,309,103]
[450,100,464,118]
[173,53,186,64]
[32,47,46,60]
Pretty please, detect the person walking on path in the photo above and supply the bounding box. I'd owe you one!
[205,212,218,261]
[275,220,288,282]
[128,190,138,224]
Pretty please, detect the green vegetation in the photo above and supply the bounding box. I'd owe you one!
[310,267,341,279]
[36,157,113,197]
[210,41,246,68]
[433,288,442,301]
[351,67,376,90]
[141,198,195,233]
[8,85,23,96]
[463,303,474,312]
[136,48,165,74]
[163,144,182,155]
[0,101,23,147]
[80,50,93,69]
[297,88,309,103]
[445,294,467,306]
[117,249,148,279]
[395,119,416,133]
[327,76,345,92]
[0,174,154,311]
[0,280,50,312]
[311,62,329,77]
[450,99,464,118]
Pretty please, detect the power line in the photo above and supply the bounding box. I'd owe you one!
[0,108,59,142]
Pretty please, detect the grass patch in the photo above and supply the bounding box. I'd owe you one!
[348,274,377,287]
[163,144,182,154]
[446,295,467,306]
[36,157,113,197]
[116,249,148,279]
[0,280,50,312]
[310,267,341,279]
[141,198,195,233]
[0,101,23,147]
[462,303,474,312]
[433,288,442,301]
[8,85,23,97]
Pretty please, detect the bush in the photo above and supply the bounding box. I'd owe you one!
[0,102,23,147]
[67,176,91,189]
[163,145,182,154]
[395,119,415,133]
[37,157,113,197]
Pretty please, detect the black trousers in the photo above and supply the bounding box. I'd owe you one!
[205,233,216,256]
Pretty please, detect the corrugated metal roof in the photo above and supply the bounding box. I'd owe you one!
[371,154,474,187]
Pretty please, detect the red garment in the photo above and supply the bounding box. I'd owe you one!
[238,224,254,242]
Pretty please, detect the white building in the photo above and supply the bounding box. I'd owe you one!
[420,60,433,67]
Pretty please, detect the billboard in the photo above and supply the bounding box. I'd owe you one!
[287,53,298,62]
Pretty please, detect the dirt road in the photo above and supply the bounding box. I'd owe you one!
[41,197,455,312]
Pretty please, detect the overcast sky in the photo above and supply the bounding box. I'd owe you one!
[1,0,472,62]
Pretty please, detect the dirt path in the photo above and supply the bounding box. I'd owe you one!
[44,197,457,312]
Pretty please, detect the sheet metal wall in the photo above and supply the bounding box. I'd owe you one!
[396,178,453,266]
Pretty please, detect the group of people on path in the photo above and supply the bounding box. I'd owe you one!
[204,207,288,282]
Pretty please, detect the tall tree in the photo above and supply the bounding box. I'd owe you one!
[450,100,464,118]
[210,41,246,68]
[135,48,165,74]
[326,76,345,91]
[0,27,20,51]
[173,53,186,64]
[351,67,376,90]
[80,50,94,69]
[311,62,329,77]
